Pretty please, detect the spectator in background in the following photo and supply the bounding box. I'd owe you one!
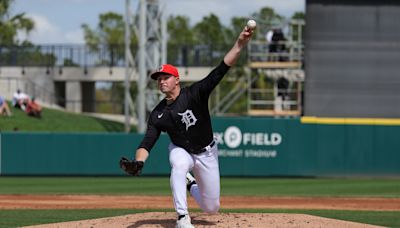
[277,77,290,110]
[265,29,274,61]
[25,97,42,118]
[271,28,287,61]
[0,96,12,117]
[265,29,274,43]
[266,29,276,61]
[12,89,29,111]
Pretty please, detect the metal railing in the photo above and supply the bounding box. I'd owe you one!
[0,44,242,68]
[247,39,305,116]
[250,88,300,109]
[0,45,126,67]
[248,40,304,65]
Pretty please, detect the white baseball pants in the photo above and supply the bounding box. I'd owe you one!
[168,141,220,216]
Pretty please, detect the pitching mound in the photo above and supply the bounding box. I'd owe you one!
[23,212,382,228]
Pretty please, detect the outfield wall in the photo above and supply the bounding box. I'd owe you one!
[0,117,399,176]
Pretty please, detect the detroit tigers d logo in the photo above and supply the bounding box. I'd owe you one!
[178,109,197,131]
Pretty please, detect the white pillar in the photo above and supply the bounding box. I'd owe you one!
[66,81,81,113]
[137,0,147,133]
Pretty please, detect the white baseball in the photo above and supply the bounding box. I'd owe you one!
[247,20,257,30]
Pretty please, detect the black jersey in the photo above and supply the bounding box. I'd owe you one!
[138,61,230,154]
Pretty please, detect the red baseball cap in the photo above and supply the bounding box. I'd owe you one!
[150,64,179,80]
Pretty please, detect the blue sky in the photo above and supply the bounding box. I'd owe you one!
[13,0,304,44]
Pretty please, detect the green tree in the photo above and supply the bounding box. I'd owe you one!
[193,13,226,45]
[0,1,56,67]
[192,13,230,66]
[292,11,305,20]
[229,17,248,39]
[251,7,284,40]
[82,12,137,66]
[167,15,194,65]
[167,15,194,45]
[291,11,305,41]
[0,0,34,45]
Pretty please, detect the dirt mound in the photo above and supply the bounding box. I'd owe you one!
[23,212,383,228]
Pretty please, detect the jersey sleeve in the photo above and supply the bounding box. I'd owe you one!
[189,61,230,100]
[137,114,161,153]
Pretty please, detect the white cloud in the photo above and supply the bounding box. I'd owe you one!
[20,13,84,44]
[16,0,304,44]
[31,14,56,32]
[162,0,304,26]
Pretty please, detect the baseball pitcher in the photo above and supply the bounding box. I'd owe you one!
[121,24,254,228]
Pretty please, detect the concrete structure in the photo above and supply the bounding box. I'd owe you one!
[0,66,212,113]
[305,0,400,118]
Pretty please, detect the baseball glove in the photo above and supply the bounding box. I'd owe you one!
[119,157,144,176]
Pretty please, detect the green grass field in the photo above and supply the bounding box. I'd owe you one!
[0,103,130,132]
[0,177,399,227]
[0,177,400,197]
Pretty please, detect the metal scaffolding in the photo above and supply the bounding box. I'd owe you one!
[246,19,305,117]
[124,0,167,133]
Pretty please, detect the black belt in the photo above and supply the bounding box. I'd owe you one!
[194,140,216,154]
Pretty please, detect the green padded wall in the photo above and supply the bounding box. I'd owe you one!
[1,117,399,176]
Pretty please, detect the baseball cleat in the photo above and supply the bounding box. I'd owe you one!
[176,214,195,228]
[186,172,196,191]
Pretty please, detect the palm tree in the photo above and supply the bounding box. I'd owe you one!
[0,0,34,45]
